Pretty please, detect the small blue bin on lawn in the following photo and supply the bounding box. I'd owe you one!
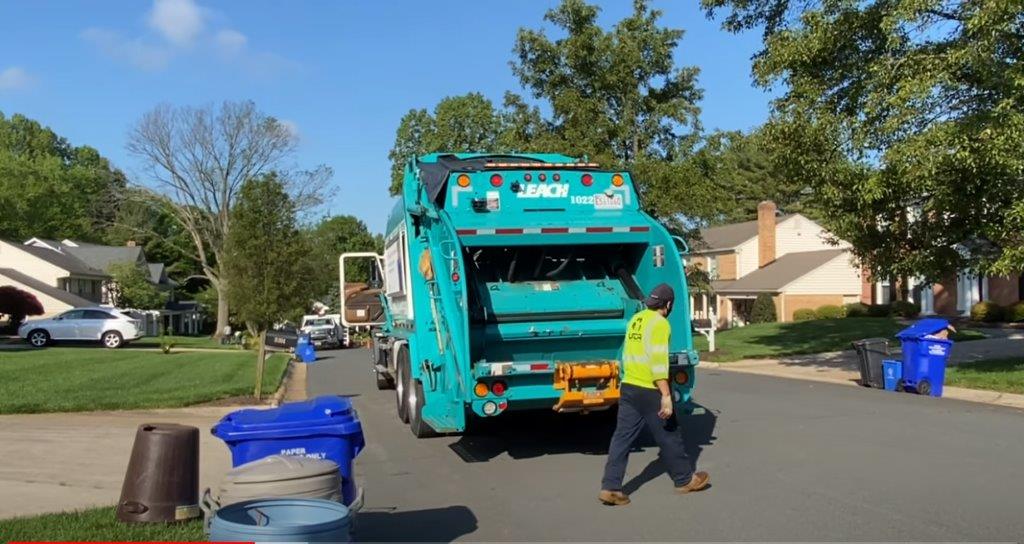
[212,396,364,505]
[882,359,902,391]
[296,334,317,363]
[896,318,954,397]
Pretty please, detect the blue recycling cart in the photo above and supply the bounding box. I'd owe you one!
[296,333,317,363]
[211,396,365,505]
[895,318,953,397]
[882,359,902,391]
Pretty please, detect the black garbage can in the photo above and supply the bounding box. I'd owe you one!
[852,338,888,388]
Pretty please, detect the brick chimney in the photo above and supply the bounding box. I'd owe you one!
[126,240,137,247]
[757,201,777,268]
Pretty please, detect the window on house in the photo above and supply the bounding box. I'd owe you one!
[708,257,719,278]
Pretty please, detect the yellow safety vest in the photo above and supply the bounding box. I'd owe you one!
[622,308,671,389]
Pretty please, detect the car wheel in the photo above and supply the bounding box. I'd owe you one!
[102,330,124,349]
[396,346,410,423]
[27,329,50,348]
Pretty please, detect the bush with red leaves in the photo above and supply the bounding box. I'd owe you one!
[0,286,45,331]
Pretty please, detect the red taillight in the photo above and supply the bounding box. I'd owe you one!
[490,174,503,187]
[524,173,532,181]
[539,173,547,182]
[530,363,549,371]
[581,173,593,186]
[451,272,460,282]
[553,173,561,181]
[491,381,507,396]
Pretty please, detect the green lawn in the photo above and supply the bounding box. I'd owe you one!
[947,358,1024,395]
[0,347,288,414]
[694,317,904,362]
[0,506,204,541]
[131,334,243,350]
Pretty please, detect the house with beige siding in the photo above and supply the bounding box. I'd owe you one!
[687,201,864,328]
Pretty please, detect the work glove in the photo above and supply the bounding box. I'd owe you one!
[658,394,673,419]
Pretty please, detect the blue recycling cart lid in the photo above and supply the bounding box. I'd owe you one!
[895,317,952,340]
[212,396,362,441]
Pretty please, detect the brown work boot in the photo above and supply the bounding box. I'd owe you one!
[598,490,631,506]
[675,471,710,494]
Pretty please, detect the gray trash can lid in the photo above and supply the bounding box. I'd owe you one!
[223,455,339,485]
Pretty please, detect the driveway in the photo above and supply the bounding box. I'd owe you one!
[308,348,1024,541]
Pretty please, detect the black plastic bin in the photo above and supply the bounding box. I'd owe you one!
[852,338,889,388]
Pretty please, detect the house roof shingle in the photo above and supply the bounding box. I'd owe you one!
[693,214,795,253]
[0,268,93,308]
[714,249,848,293]
[61,243,144,273]
[14,244,108,278]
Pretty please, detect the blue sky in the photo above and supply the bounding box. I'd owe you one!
[0,0,772,234]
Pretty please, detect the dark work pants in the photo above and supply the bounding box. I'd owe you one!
[601,383,694,491]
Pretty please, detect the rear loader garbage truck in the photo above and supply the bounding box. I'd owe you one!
[340,153,698,437]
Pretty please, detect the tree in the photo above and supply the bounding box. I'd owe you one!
[223,174,312,400]
[127,101,331,337]
[104,187,198,279]
[387,93,537,194]
[306,215,381,304]
[0,286,44,331]
[106,262,167,310]
[750,293,777,323]
[703,0,1024,280]
[0,112,127,242]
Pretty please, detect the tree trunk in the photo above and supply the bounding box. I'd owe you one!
[215,285,229,339]
[254,330,266,400]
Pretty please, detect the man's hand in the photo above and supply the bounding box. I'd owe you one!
[659,394,673,419]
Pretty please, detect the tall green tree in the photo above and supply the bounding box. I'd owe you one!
[107,262,167,310]
[104,188,198,279]
[0,112,126,241]
[703,0,1024,280]
[223,173,311,399]
[306,215,382,304]
[387,93,551,194]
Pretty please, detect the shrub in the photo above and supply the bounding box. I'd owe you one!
[1006,301,1024,323]
[814,304,846,319]
[793,308,817,321]
[844,302,870,317]
[867,304,892,317]
[970,301,1004,322]
[750,293,777,323]
[0,285,44,331]
[891,300,922,318]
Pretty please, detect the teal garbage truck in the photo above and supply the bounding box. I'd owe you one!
[340,153,698,437]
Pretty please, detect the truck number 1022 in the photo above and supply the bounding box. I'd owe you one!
[570,195,595,205]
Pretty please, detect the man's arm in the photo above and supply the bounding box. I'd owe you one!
[652,320,672,418]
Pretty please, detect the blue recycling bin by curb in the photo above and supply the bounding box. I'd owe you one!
[296,333,317,363]
[210,498,351,542]
[211,396,364,505]
[896,318,953,397]
[882,359,902,391]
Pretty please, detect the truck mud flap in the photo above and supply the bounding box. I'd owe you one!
[552,361,620,413]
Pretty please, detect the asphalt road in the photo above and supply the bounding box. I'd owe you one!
[308,348,1024,542]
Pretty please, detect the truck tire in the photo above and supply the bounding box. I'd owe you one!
[375,370,391,390]
[396,347,410,423]
[409,379,438,438]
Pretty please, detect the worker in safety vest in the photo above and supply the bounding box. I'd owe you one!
[599,283,710,506]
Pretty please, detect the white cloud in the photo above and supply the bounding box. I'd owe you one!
[215,29,247,56]
[0,67,34,90]
[148,0,205,47]
[81,28,174,71]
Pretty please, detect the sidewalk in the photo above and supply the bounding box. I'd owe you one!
[0,406,243,520]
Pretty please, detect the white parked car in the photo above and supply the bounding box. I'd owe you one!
[18,307,144,349]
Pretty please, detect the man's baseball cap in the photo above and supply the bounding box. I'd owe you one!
[645,283,675,309]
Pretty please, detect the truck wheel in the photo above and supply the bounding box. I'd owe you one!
[409,379,438,438]
[396,347,410,423]
[375,370,391,390]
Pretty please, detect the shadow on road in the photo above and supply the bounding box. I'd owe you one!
[355,505,477,542]
[447,402,718,469]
